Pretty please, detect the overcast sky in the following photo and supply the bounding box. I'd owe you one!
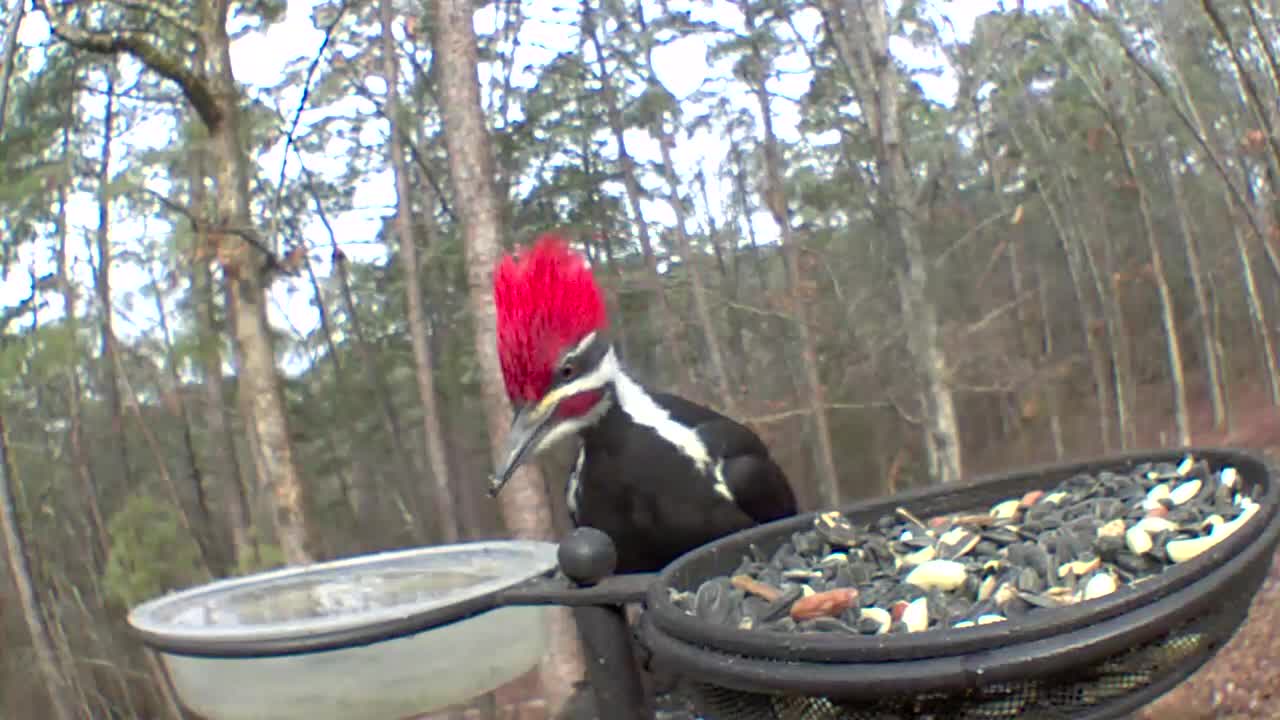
[3,0,1061,376]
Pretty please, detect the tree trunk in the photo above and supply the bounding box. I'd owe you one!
[298,246,367,524]
[1228,198,1280,407]
[727,143,798,406]
[44,583,94,717]
[430,0,585,712]
[582,1,690,389]
[760,125,839,505]
[975,96,1064,457]
[1036,260,1065,459]
[1066,43,1189,446]
[200,4,314,565]
[1093,203,1140,448]
[195,272,258,567]
[94,67,133,485]
[840,0,962,484]
[35,0,318,565]
[111,338,216,578]
[633,2,735,411]
[332,250,428,539]
[378,1,460,544]
[1113,130,1191,446]
[696,169,748,380]
[1167,154,1226,429]
[739,2,840,506]
[56,129,111,575]
[0,416,78,720]
[1200,0,1280,177]
[146,256,223,572]
[189,147,257,571]
[579,166,633,365]
[1010,103,1130,451]
[0,0,25,129]
[656,134,737,414]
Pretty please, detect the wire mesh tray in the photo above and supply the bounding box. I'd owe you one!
[640,448,1279,719]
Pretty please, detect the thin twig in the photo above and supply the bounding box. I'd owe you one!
[744,401,892,425]
[269,0,349,237]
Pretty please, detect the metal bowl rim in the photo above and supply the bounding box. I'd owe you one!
[646,447,1277,663]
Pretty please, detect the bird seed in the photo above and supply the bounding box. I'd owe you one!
[670,455,1260,636]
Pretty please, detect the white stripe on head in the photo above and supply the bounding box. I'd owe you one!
[533,341,616,418]
[521,339,615,457]
[565,331,598,362]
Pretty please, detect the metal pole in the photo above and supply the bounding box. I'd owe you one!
[571,605,650,719]
[559,528,651,720]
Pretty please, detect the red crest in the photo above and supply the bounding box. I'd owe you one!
[494,234,608,403]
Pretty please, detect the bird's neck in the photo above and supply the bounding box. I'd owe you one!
[576,354,646,445]
[582,360,715,474]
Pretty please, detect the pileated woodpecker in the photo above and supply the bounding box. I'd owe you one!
[487,234,798,574]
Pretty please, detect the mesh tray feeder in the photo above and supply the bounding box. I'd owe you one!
[640,448,1280,720]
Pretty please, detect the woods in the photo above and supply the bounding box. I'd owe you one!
[3,0,1280,717]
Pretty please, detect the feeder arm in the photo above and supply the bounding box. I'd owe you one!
[494,528,656,720]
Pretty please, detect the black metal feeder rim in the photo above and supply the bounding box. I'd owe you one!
[646,447,1276,664]
[127,540,563,659]
[640,493,1280,700]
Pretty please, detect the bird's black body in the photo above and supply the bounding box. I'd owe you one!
[570,384,798,574]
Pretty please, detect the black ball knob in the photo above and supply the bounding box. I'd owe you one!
[558,527,617,585]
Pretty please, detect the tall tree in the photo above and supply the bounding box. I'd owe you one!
[742,1,841,504]
[378,0,459,543]
[188,139,257,570]
[56,119,111,574]
[0,416,78,720]
[37,0,316,564]
[430,0,585,712]
[93,66,134,486]
[824,0,963,483]
[635,3,737,414]
[582,0,691,389]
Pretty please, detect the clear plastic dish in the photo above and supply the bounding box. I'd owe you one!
[128,540,560,720]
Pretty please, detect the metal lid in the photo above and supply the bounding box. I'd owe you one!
[128,540,560,658]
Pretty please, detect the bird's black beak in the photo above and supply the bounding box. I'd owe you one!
[488,402,555,498]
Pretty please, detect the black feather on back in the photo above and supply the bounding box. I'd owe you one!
[653,392,798,523]
[572,388,799,573]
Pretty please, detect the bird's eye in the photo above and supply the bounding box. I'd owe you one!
[560,364,575,379]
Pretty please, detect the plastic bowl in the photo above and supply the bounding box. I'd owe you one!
[128,540,559,720]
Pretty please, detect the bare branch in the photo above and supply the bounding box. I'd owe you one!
[270,0,349,233]
[932,205,1018,269]
[962,288,1039,339]
[719,298,798,323]
[1068,0,1268,244]
[1,273,56,335]
[1199,0,1280,171]
[744,401,892,426]
[35,0,221,128]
